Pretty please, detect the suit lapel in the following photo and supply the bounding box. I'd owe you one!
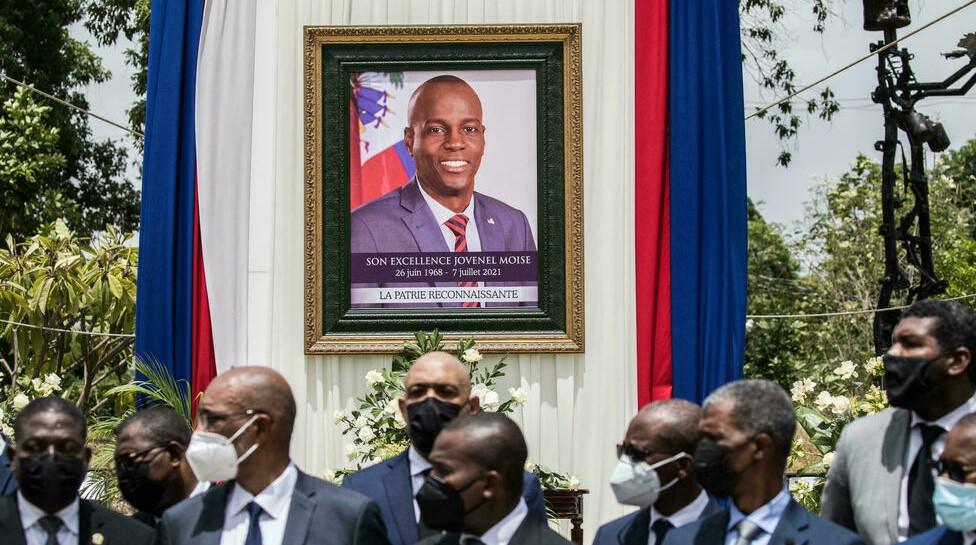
[620,508,650,545]
[0,496,27,545]
[194,483,233,545]
[694,510,729,545]
[384,453,420,545]
[281,472,315,545]
[767,500,810,545]
[472,193,503,252]
[0,447,14,495]
[509,516,544,544]
[882,409,912,542]
[400,180,451,253]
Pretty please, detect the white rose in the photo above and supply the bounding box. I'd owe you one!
[13,393,30,410]
[524,460,537,472]
[833,360,856,379]
[471,383,489,401]
[745,319,755,332]
[482,390,500,410]
[333,410,347,423]
[384,398,399,415]
[462,348,482,363]
[354,415,370,429]
[790,378,816,402]
[567,476,581,490]
[365,369,384,387]
[830,395,851,414]
[357,426,376,443]
[31,378,43,392]
[345,445,359,461]
[822,452,836,467]
[814,391,834,412]
[44,373,62,388]
[865,356,883,374]
[508,387,527,405]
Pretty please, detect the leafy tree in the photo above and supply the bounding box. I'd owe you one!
[0,0,140,239]
[741,0,840,166]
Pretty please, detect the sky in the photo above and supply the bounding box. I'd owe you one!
[76,1,976,226]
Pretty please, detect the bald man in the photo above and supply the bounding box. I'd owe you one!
[349,75,536,307]
[594,399,721,545]
[157,367,390,545]
[343,352,546,545]
[416,412,571,545]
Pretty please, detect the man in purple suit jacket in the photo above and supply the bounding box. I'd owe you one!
[350,75,536,306]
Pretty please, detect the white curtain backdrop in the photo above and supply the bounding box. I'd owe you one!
[251,0,638,539]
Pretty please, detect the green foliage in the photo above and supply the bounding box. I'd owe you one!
[0,0,140,238]
[0,221,137,412]
[740,0,840,166]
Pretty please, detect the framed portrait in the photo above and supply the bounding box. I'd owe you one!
[303,24,583,353]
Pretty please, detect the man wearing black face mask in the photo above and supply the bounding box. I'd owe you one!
[415,412,570,545]
[343,352,546,545]
[662,379,864,545]
[114,407,200,526]
[0,396,155,545]
[822,300,976,545]
[594,399,722,545]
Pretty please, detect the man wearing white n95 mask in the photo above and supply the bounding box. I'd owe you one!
[156,366,390,545]
[593,399,722,545]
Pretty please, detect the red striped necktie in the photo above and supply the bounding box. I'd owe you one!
[444,214,480,308]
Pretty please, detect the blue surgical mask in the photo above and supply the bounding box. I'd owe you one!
[933,477,976,532]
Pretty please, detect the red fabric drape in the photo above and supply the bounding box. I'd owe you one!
[635,0,673,407]
[191,179,217,416]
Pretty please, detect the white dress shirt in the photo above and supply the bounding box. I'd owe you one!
[408,446,432,522]
[725,485,792,545]
[461,498,528,545]
[897,393,976,540]
[18,492,79,545]
[417,181,482,253]
[647,490,711,545]
[220,463,298,545]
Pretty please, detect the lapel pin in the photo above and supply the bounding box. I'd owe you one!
[91,533,105,545]
[487,217,495,225]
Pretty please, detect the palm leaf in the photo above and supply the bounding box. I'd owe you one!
[105,357,192,427]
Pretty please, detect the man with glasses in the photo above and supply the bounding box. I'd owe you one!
[901,412,976,545]
[594,399,721,545]
[0,396,156,545]
[823,300,976,545]
[113,406,201,526]
[157,366,390,545]
[342,352,545,545]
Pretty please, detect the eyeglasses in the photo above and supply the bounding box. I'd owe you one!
[196,408,266,429]
[934,459,976,483]
[114,445,164,471]
[616,443,658,462]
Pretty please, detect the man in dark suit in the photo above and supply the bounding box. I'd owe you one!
[0,396,155,545]
[594,399,722,545]
[1,433,17,495]
[901,413,976,545]
[822,300,976,545]
[350,75,536,308]
[157,366,389,545]
[114,406,200,527]
[662,379,864,545]
[343,352,546,545]
[416,412,570,545]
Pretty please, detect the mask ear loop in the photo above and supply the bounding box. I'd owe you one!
[650,452,691,492]
[228,413,262,463]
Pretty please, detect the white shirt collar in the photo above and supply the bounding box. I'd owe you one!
[227,462,298,521]
[650,489,710,529]
[911,391,976,429]
[17,491,80,536]
[461,498,528,545]
[728,484,792,537]
[417,178,475,227]
[408,446,432,478]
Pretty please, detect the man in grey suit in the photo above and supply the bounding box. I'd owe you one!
[350,75,536,308]
[662,379,864,545]
[822,300,976,545]
[415,412,571,545]
[156,367,389,545]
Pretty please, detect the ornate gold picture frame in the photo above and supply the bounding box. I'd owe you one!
[303,24,583,354]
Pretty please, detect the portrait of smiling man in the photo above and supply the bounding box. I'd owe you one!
[350,74,537,270]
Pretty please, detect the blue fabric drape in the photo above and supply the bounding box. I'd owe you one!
[134,0,204,388]
[669,0,748,402]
